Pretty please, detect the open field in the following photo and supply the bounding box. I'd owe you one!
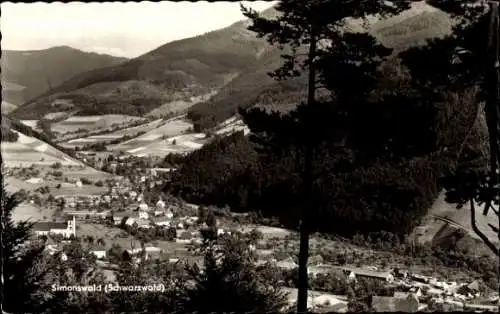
[2,81,26,92]
[112,132,209,157]
[60,118,165,147]
[214,117,250,136]
[50,184,108,197]
[59,118,166,148]
[146,91,218,117]
[76,223,193,260]
[44,111,70,120]
[118,117,193,145]
[108,116,207,157]
[3,176,40,193]
[77,223,138,250]
[1,130,83,167]
[2,101,18,114]
[4,169,109,197]
[106,118,164,137]
[11,202,55,223]
[51,114,144,134]
[414,192,499,245]
[20,120,40,130]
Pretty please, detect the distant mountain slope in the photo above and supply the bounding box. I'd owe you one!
[10,15,274,120]
[2,46,127,105]
[187,8,452,130]
[11,4,452,125]
[372,10,453,49]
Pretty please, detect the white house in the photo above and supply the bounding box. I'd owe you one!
[165,210,174,219]
[125,217,136,226]
[345,268,394,283]
[75,180,83,188]
[138,202,149,211]
[156,199,166,210]
[61,252,68,261]
[33,216,76,238]
[139,211,149,220]
[217,228,231,236]
[154,219,171,227]
[154,210,164,217]
[25,177,44,184]
[90,249,107,259]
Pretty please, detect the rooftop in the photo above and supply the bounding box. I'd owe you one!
[345,267,392,279]
[33,222,68,231]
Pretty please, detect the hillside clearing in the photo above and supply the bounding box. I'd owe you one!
[146,90,219,117]
[51,114,144,134]
[108,116,201,156]
[414,192,499,245]
[11,202,54,223]
[1,130,83,167]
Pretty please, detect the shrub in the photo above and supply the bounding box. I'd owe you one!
[51,162,62,169]
[80,177,92,185]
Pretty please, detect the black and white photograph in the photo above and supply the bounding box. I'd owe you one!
[1,0,499,312]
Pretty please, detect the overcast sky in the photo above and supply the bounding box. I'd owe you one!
[1,1,276,58]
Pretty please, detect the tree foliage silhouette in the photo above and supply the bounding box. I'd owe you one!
[178,231,287,313]
[401,0,499,255]
[1,186,50,313]
[240,0,420,311]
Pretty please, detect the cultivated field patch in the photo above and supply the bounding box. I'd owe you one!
[11,202,54,223]
[146,90,218,117]
[60,118,164,148]
[109,117,196,155]
[120,132,209,157]
[1,130,83,168]
[415,192,499,245]
[52,114,144,134]
[20,120,39,130]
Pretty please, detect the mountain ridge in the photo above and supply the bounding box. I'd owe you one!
[10,4,452,124]
[2,46,128,106]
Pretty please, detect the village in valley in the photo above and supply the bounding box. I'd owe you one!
[2,1,500,313]
[3,152,498,312]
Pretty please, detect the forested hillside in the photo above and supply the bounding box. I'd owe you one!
[10,5,452,123]
[2,46,127,105]
[166,0,492,241]
[186,8,452,130]
[10,13,274,119]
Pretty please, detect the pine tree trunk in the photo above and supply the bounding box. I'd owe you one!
[297,26,317,313]
[484,1,500,218]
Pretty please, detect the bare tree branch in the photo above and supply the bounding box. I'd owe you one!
[470,198,499,256]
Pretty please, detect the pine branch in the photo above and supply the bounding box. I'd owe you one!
[470,198,499,256]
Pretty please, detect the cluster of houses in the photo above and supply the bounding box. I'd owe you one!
[265,257,499,313]
[25,176,84,188]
